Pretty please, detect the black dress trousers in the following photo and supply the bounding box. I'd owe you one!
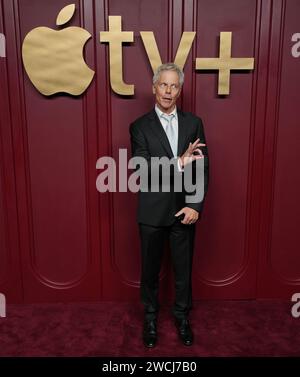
[139,218,196,321]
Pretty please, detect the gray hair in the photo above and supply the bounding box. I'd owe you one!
[152,63,184,86]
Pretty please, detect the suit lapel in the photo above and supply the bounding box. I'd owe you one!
[148,108,188,158]
[148,109,174,158]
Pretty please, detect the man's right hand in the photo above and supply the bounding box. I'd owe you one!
[179,138,206,168]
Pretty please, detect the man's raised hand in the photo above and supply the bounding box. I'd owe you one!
[179,138,206,168]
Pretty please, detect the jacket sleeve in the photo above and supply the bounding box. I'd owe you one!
[185,118,209,213]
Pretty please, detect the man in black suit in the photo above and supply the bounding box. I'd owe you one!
[129,63,209,347]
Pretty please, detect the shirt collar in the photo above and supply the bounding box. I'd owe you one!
[155,104,177,119]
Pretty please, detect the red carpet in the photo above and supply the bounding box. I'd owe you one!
[0,300,299,356]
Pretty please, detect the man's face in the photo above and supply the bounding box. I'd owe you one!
[153,70,182,114]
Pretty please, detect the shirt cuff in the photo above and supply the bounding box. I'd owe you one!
[177,158,184,172]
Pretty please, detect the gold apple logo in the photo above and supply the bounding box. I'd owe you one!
[22,4,94,96]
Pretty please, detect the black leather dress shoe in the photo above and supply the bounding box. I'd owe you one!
[143,320,157,348]
[175,318,194,346]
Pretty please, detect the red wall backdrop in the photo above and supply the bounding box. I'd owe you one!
[0,0,299,303]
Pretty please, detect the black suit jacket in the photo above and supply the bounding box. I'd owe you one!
[129,108,209,226]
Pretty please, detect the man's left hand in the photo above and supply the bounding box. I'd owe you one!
[175,207,199,225]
